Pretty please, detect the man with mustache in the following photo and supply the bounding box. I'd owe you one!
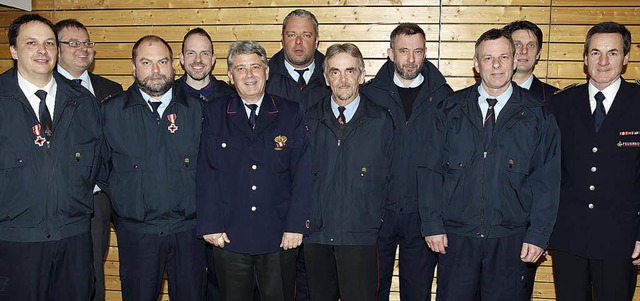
[177,27,234,301]
[54,18,123,301]
[419,29,560,301]
[503,20,558,103]
[266,9,330,111]
[99,35,206,301]
[360,23,453,301]
[549,22,640,301]
[0,13,102,301]
[304,43,393,301]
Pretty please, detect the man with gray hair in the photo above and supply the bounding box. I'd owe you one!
[197,41,311,301]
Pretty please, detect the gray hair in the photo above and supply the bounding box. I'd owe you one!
[323,43,365,74]
[227,41,268,70]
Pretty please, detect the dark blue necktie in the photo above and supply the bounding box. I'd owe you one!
[247,104,258,130]
[337,106,346,125]
[72,79,82,85]
[35,90,53,138]
[148,101,161,118]
[295,68,309,90]
[593,91,606,132]
[484,98,498,146]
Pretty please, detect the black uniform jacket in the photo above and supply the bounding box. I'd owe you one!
[361,59,453,214]
[549,79,640,259]
[266,49,331,111]
[418,82,561,248]
[305,94,394,245]
[0,68,102,242]
[100,81,203,235]
[89,72,123,102]
[196,93,312,255]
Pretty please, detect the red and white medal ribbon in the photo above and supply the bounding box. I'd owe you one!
[167,114,178,133]
[33,124,46,146]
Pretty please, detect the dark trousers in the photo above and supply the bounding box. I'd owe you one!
[117,226,206,301]
[0,232,93,301]
[295,244,310,301]
[553,250,637,301]
[213,247,297,301]
[377,211,437,301]
[91,191,113,301]
[205,242,220,301]
[436,233,536,301]
[304,244,378,301]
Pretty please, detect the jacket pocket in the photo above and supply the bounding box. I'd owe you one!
[354,165,386,232]
[58,145,95,218]
[270,137,295,173]
[498,155,532,226]
[110,153,145,221]
[174,152,198,219]
[215,137,242,174]
[442,158,468,224]
[0,150,41,224]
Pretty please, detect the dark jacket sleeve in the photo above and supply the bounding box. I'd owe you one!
[284,105,312,234]
[418,101,448,237]
[196,102,224,237]
[524,108,561,249]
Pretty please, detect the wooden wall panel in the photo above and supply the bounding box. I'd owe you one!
[2,0,640,300]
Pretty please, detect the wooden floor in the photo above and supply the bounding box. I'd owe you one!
[103,227,640,300]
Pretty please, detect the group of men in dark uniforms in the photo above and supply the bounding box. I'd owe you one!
[0,7,638,301]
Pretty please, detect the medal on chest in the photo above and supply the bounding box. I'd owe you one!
[167,113,178,133]
[33,124,46,147]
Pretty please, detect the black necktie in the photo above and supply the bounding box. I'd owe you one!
[35,90,53,138]
[148,101,161,117]
[337,106,346,125]
[247,104,258,130]
[593,91,606,132]
[72,79,82,85]
[484,98,498,145]
[295,68,309,90]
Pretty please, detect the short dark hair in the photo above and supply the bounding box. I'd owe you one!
[132,35,173,61]
[282,9,319,37]
[323,43,365,75]
[389,23,426,49]
[584,21,631,55]
[182,27,213,54]
[55,19,89,40]
[503,20,543,52]
[8,14,56,47]
[475,28,515,58]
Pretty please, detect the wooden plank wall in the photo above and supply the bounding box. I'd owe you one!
[1,0,640,300]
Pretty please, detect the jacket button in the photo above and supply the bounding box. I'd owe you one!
[252,165,257,170]
[251,185,257,191]
[251,206,257,212]
[46,234,51,238]
[159,231,164,235]
[221,143,227,148]
[17,159,23,163]
[589,185,595,191]
[591,166,597,172]
[592,147,598,153]
[133,165,138,170]
[588,203,594,209]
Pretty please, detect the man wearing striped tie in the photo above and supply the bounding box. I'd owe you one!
[418,28,560,301]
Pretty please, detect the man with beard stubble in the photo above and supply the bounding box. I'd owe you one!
[99,35,206,301]
[361,23,453,301]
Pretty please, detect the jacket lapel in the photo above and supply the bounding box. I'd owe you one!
[252,95,278,138]
[226,94,254,139]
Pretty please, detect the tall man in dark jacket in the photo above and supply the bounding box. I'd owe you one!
[176,27,234,301]
[54,19,123,301]
[0,14,102,301]
[503,20,558,103]
[361,23,453,301]
[420,29,560,301]
[266,9,330,111]
[549,22,640,301]
[304,43,393,301]
[197,41,311,301]
[100,35,206,301]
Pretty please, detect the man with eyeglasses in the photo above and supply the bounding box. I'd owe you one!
[54,18,122,301]
[0,14,103,301]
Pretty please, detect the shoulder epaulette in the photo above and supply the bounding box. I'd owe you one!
[553,82,578,95]
[635,79,640,85]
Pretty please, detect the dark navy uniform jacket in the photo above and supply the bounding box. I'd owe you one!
[550,79,640,259]
[528,75,558,104]
[0,68,102,242]
[100,81,203,236]
[266,49,331,112]
[196,93,311,255]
